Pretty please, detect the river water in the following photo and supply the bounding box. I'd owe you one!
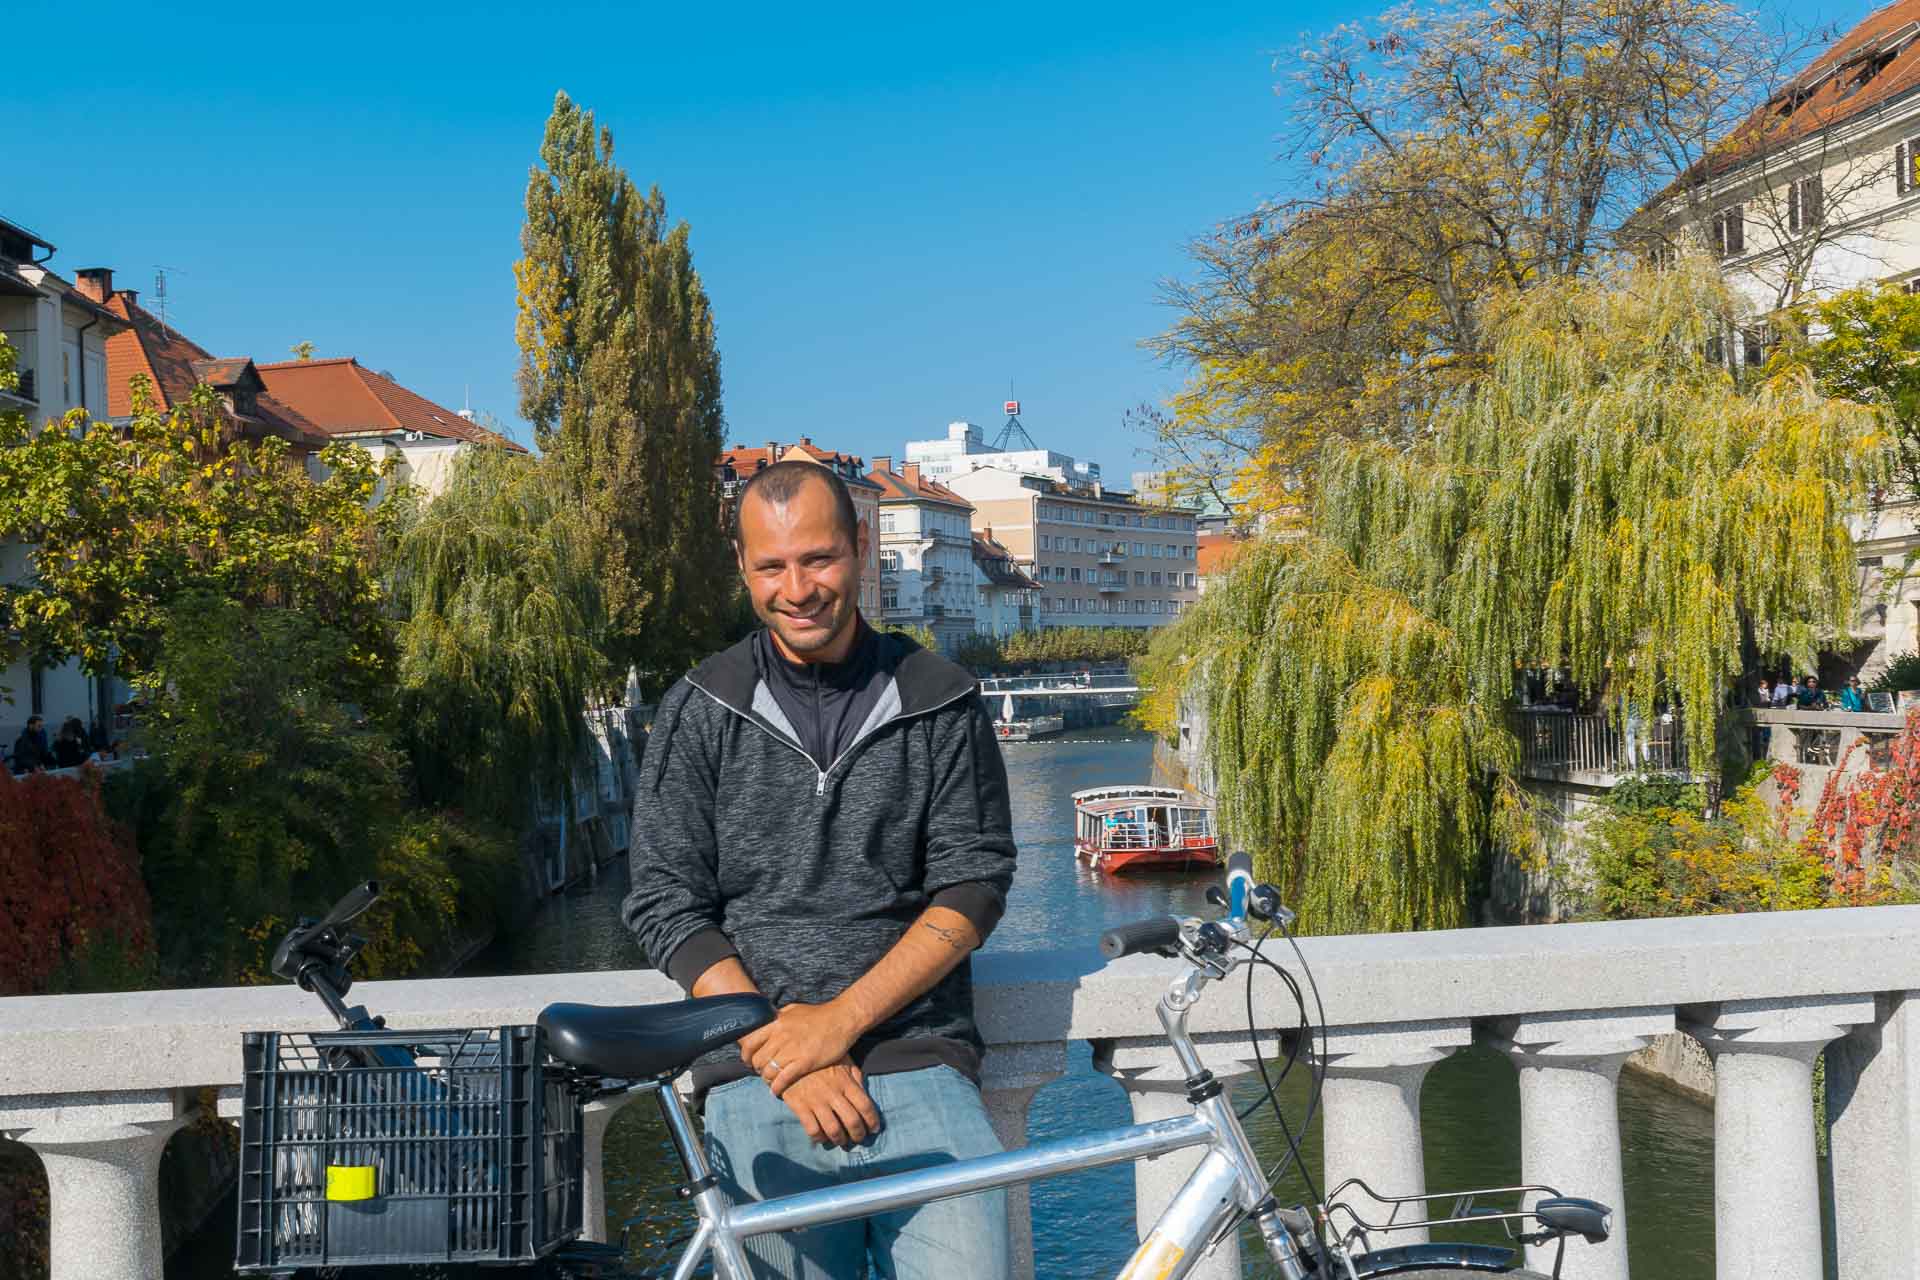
[463,729,1735,1278]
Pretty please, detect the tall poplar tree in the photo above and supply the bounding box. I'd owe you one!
[515,91,731,687]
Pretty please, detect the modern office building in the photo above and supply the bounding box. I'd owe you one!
[942,467,1200,629]
[904,419,1100,487]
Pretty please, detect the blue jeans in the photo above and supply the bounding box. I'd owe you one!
[703,1064,1010,1279]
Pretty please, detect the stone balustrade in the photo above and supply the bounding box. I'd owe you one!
[3,906,1919,1279]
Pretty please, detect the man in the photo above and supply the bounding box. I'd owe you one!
[623,460,1017,1279]
[1799,676,1828,710]
[9,715,49,775]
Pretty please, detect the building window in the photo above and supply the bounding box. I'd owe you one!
[1153,600,1164,614]
[1741,324,1771,368]
[1070,537,1081,552]
[1069,567,1081,582]
[1131,541,1144,556]
[1712,204,1745,258]
[1185,572,1196,588]
[1134,571,1146,585]
[1896,138,1920,195]
[883,591,899,610]
[1150,544,1162,558]
[1151,571,1163,586]
[879,513,896,533]
[879,550,901,571]
[1786,174,1823,233]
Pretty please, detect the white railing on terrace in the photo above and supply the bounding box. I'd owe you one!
[2,908,1917,1280]
[1509,709,1689,779]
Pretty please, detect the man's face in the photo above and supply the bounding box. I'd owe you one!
[736,478,868,663]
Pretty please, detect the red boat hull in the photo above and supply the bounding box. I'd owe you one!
[1076,839,1221,874]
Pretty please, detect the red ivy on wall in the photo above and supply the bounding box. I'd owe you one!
[0,768,153,995]
[1796,708,1920,900]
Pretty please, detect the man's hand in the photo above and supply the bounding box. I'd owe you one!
[741,1001,864,1098]
[780,1057,882,1147]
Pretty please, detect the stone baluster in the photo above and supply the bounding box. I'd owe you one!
[1823,991,1920,1280]
[581,1089,643,1243]
[1313,1020,1472,1246]
[981,1042,1068,1280]
[1,1091,189,1280]
[1096,1035,1256,1280]
[1682,995,1877,1280]
[1492,1007,1672,1280]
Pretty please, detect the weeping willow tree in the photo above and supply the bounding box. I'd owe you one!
[385,448,613,826]
[1142,258,1885,934]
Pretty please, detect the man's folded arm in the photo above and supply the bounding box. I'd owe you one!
[921,693,1017,941]
[620,685,740,992]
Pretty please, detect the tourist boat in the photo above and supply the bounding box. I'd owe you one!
[1072,785,1221,873]
[993,694,1064,742]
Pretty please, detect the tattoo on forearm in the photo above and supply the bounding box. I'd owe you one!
[921,920,969,950]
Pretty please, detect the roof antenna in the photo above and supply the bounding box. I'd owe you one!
[990,379,1037,452]
[153,265,188,335]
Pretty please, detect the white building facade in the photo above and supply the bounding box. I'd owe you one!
[1,217,128,754]
[868,462,978,655]
[1644,9,1920,674]
[904,420,1100,486]
[970,533,1039,639]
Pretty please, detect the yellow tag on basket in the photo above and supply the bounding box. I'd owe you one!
[325,1165,377,1202]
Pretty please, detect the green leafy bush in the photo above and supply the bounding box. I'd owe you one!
[1868,650,1920,694]
[118,596,516,984]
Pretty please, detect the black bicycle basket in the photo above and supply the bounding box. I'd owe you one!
[234,1024,585,1270]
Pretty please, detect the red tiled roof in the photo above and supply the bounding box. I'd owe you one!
[716,441,883,490]
[255,358,525,452]
[101,295,325,448]
[865,466,973,508]
[1692,3,1920,181]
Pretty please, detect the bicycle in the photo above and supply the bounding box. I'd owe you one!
[237,857,1613,1279]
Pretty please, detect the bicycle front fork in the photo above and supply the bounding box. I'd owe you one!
[1250,1202,1313,1279]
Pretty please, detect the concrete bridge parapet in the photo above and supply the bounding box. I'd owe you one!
[3,906,1918,1279]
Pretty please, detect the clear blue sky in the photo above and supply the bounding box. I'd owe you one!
[5,0,1873,473]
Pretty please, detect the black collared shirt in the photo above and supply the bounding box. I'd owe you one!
[752,617,891,772]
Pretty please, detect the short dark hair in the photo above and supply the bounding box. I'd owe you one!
[733,460,859,552]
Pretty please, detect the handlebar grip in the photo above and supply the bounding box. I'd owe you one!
[1099,917,1183,960]
[319,880,381,929]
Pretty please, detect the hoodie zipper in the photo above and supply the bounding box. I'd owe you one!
[687,679,974,800]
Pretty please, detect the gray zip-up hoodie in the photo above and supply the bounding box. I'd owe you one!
[621,628,1018,1092]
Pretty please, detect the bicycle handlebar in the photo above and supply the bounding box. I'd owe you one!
[318,880,381,929]
[1099,917,1183,959]
[1225,852,1253,921]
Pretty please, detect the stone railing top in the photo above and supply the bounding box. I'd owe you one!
[3,905,1918,1099]
[1745,708,1905,729]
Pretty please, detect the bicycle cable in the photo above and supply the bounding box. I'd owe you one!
[1232,927,1325,1206]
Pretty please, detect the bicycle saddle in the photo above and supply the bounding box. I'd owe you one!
[538,994,775,1078]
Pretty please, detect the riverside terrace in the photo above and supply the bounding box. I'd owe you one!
[1,907,1916,1280]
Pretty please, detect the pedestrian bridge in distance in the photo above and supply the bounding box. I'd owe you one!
[2,906,1915,1280]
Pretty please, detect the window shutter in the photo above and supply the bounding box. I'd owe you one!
[1731,204,1745,253]
[1807,174,1823,227]
[1788,181,1801,231]
[1900,142,1909,195]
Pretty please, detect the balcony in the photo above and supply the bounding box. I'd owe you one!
[1509,709,1689,779]
[1096,573,1127,593]
[1098,545,1126,565]
[3,907,1917,1279]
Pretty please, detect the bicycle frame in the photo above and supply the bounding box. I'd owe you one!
[646,946,1304,1280]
